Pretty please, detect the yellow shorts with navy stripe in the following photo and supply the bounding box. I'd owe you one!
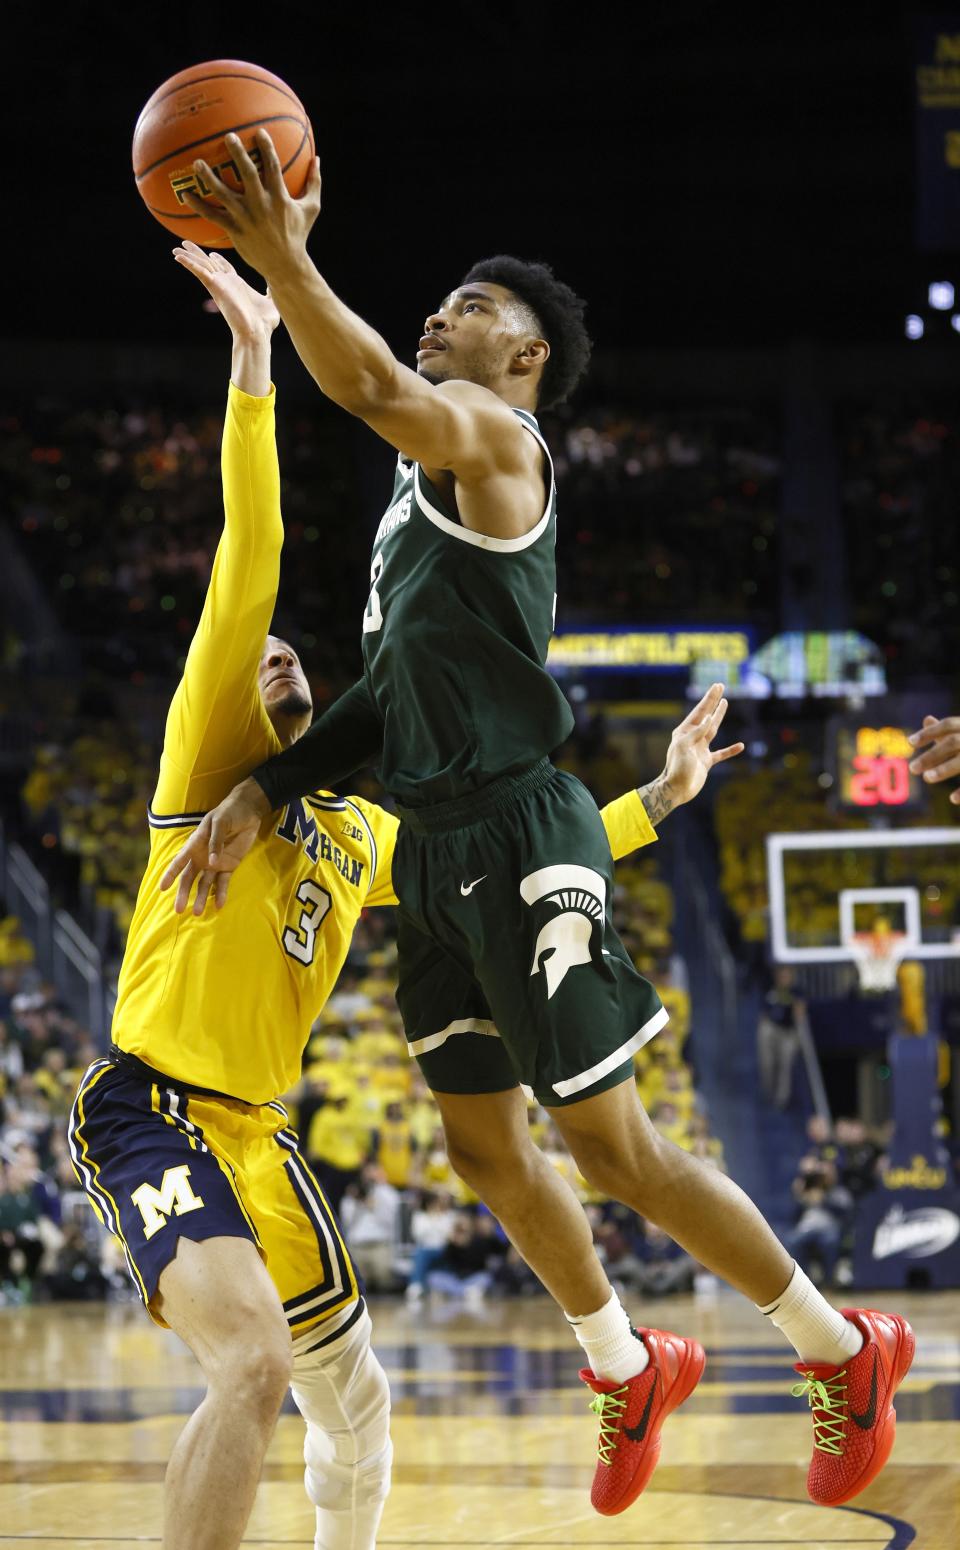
[68,1057,360,1337]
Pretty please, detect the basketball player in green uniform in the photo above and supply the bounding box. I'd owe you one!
[164,130,914,1517]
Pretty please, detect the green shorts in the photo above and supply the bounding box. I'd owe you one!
[392,760,667,1108]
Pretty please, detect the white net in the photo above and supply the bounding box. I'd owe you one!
[850,931,907,994]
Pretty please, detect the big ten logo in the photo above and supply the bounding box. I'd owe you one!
[341,820,364,842]
[170,142,264,206]
[131,1165,205,1241]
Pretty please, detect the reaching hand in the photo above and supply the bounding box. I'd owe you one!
[172,241,280,336]
[661,683,744,805]
[181,128,323,283]
[909,715,960,804]
[158,778,272,914]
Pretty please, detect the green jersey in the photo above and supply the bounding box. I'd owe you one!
[360,409,573,807]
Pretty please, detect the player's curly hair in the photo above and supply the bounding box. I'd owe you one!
[460,255,591,410]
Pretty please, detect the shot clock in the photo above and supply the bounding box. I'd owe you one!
[831,722,925,811]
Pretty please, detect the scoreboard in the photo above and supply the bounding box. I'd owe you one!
[686,630,887,700]
[832,723,925,810]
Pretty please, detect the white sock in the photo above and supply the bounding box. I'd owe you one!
[759,1262,863,1367]
[565,1289,650,1383]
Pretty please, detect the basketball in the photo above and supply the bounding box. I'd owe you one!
[132,60,314,248]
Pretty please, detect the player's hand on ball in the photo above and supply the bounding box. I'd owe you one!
[159,778,272,914]
[172,241,280,336]
[908,715,960,803]
[183,128,322,281]
[662,683,744,805]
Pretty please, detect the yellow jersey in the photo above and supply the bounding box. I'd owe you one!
[377,1117,415,1187]
[112,383,658,1105]
[306,1101,374,1172]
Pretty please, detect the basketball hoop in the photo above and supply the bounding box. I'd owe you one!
[850,931,907,994]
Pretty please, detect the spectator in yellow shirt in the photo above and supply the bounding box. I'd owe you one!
[376,1103,415,1190]
[306,1096,373,1211]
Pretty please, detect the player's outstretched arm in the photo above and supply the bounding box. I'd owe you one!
[182,131,525,483]
[641,683,744,822]
[153,246,285,821]
[249,675,383,809]
[207,685,744,917]
[909,715,960,804]
[601,684,744,860]
[159,676,384,913]
[173,240,279,393]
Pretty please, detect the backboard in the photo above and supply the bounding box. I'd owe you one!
[766,827,960,968]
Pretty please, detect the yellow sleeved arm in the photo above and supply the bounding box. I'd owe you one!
[600,789,658,860]
[152,383,283,816]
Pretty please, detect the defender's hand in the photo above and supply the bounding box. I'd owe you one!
[172,241,280,336]
[182,129,322,283]
[909,715,960,803]
[158,778,273,914]
[662,683,744,805]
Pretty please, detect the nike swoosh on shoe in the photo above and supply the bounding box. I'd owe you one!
[623,1377,659,1443]
[850,1350,879,1430]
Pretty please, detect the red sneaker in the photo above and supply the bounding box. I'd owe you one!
[579,1327,706,1516]
[792,1307,915,1507]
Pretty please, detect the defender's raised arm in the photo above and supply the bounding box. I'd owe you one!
[153,244,286,821]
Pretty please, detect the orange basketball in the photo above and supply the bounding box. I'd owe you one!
[132,60,314,248]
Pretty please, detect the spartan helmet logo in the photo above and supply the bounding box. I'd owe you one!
[520,864,607,1000]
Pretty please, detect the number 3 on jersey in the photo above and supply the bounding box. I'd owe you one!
[363,550,385,634]
[283,880,332,965]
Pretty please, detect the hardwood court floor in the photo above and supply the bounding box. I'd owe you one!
[1,1289,957,1548]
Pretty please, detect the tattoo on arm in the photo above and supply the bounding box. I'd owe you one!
[638,776,677,828]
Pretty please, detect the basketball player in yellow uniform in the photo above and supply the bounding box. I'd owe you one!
[68,251,397,1550]
[69,244,719,1550]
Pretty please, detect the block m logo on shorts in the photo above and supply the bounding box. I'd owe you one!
[131,1165,205,1241]
[520,864,607,1000]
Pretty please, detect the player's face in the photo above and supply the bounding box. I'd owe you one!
[259,636,312,725]
[417,282,533,391]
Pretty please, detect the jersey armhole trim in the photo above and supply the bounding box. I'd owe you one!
[147,805,208,829]
[306,793,348,812]
[343,798,378,903]
[412,417,555,554]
